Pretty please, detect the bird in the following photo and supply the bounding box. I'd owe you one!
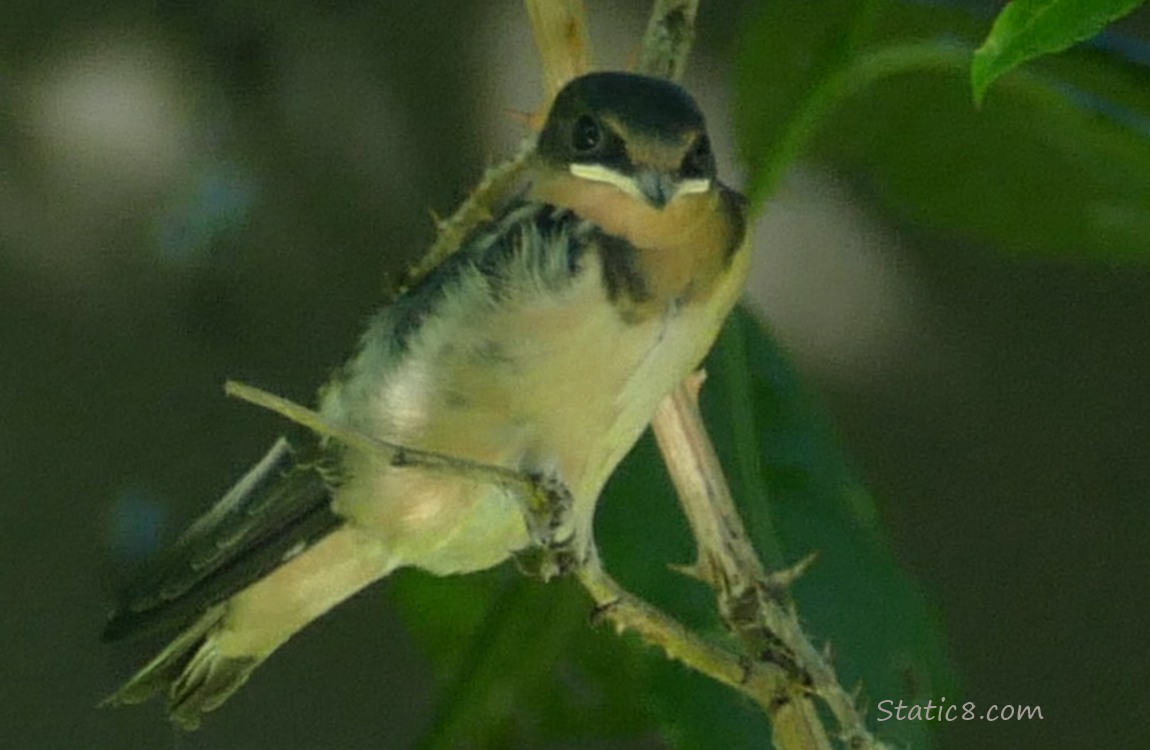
[103,70,752,729]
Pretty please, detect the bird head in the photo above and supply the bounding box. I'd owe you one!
[536,72,715,210]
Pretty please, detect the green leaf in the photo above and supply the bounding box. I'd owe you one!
[392,570,656,748]
[735,0,875,205]
[972,0,1147,104]
[738,0,1150,263]
[392,305,956,749]
[704,308,957,750]
[843,65,1150,262]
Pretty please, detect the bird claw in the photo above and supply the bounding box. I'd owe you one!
[513,472,580,581]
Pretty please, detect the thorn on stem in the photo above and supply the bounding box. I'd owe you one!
[667,561,707,582]
[684,369,707,399]
[589,598,621,627]
[764,551,819,594]
[505,108,543,130]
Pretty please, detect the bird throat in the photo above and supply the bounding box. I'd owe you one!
[531,173,728,310]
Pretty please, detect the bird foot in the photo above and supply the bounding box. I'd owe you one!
[513,472,580,581]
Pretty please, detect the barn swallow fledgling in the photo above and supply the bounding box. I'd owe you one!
[104,71,751,728]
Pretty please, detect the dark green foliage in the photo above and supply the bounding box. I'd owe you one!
[738,0,1150,263]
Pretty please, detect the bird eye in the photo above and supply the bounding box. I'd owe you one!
[682,135,713,177]
[572,115,602,153]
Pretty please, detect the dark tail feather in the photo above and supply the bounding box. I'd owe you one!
[103,437,340,642]
[102,604,260,730]
[102,436,342,728]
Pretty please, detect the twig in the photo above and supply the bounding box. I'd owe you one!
[405,151,531,288]
[224,381,536,499]
[634,2,887,748]
[527,0,593,99]
[652,379,835,750]
[652,373,774,589]
[636,0,700,81]
[652,377,888,750]
[575,554,792,715]
[405,0,592,289]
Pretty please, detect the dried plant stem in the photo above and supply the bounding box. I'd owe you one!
[637,2,885,748]
[406,0,592,288]
[652,377,889,750]
[652,377,835,750]
[405,151,531,287]
[574,554,791,714]
[527,0,593,99]
[636,0,700,81]
[224,382,535,498]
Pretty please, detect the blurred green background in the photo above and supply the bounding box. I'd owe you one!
[2,1,1148,748]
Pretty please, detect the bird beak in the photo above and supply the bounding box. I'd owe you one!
[568,163,711,208]
[634,169,677,209]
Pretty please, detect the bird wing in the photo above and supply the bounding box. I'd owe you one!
[103,436,343,641]
[105,204,592,643]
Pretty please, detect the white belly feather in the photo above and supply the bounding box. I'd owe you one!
[320,248,739,576]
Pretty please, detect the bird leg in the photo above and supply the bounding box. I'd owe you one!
[512,470,579,581]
